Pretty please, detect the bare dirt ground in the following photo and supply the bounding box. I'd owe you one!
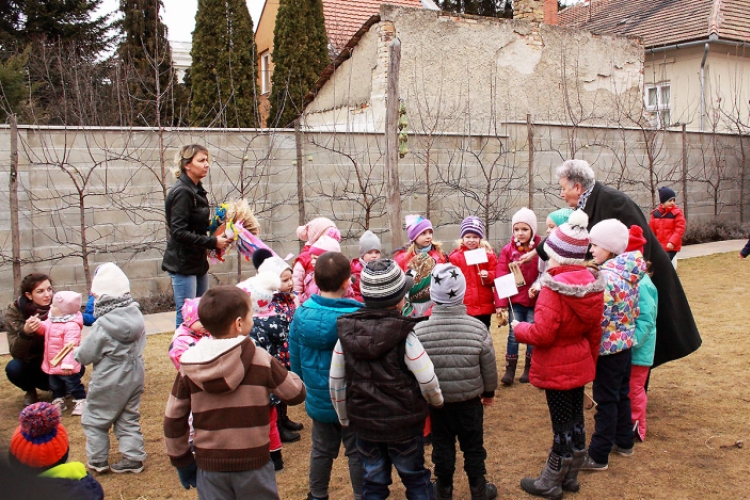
[1,252,748,499]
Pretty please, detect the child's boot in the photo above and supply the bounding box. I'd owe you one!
[561,447,587,492]
[519,353,532,383]
[433,477,453,500]
[271,450,284,472]
[501,355,517,385]
[277,419,300,443]
[520,452,570,500]
[469,476,498,500]
[278,402,304,431]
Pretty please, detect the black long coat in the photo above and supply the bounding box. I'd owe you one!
[583,182,701,368]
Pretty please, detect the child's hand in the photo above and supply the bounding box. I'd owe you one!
[667,242,675,250]
[24,314,41,334]
[481,397,494,407]
[511,319,520,329]
[528,288,538,299]
[496,308,509,327]
[177,463,198,489]
[479,270,489,279]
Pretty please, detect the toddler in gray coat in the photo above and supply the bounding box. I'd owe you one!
[413,263,499,500]
[75,262,147,474]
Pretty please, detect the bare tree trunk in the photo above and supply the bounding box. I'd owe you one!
[9,115,22,292]
[79,193,92,289]
[385,38,404,251]
[681,124,689,222]
[425,148,431,220]
[527,113,534,209]
[295,119,306,252]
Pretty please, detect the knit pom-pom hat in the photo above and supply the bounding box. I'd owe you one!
[626,225,648,254]
[10,402,69,471]
[310,235,341,256]
[512,208,538,239]
[405,214,433,242]
[590,218,629,256]
[296,217,340,244]
[460,216,485,239]
[181,297,201,328]
[358,230,382,257]
[252,248,274,270]
[548,208,574,228]
[52,291,82,316]
[360,259,414,309]
[258,256,292,278]
[90,262,130,300]
[543,209,590,265]
[430,263,466,306]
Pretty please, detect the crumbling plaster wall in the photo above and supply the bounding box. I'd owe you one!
[304,5,645,133]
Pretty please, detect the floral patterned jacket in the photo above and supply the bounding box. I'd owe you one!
[599,251,646,356]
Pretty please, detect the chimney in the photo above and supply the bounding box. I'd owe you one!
[544,0,559,25]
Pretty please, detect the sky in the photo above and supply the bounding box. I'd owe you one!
[97,0,267,42]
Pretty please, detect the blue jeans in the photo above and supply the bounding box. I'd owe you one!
[309,420,362,499]
[356,434,433,500]
[49,369,86,400]
[169,272,209,328]
[507,304,534,358]
[5,357,50,392]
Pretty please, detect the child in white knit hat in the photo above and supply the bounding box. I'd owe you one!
[581,219,647,472]
[495,207,541,385]
[351,230,382,302]
[75,262,147,474]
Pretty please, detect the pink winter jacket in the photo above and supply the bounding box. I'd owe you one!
[169,325,211,371]
[37,313,84,375]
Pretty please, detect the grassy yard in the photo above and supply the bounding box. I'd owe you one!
[1,252,748,499]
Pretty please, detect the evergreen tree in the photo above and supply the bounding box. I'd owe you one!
[190,0,258,128]
[0,49,30,121]
[437,0,512,18]
[117,0,176,126]
[268,0,329,128]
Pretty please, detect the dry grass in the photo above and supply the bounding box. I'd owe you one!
[1,252,749,499]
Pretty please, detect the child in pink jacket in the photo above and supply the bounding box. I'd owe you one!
[168,298,210,371]
[36,291,86,416]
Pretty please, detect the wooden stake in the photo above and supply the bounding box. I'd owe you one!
[385,38,404,251]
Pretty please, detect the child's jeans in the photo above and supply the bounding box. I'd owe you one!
[49,369,86,400]
[430,398,486,485]
[309,419,362,500]
[507,304,534,358]
[356,434,433,500]
[629,365,650,441]
[589,349,634,465]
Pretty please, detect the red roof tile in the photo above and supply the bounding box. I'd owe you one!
[323,0,425,53]
[559,0,750,47]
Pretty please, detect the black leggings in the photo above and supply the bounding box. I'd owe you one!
[545,387,586,456]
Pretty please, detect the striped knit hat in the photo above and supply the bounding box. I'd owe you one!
[360,259,414,309]
[460,216,484,239]
[405,214,433,242]
[543,209,590,265]
[10,402,69,471]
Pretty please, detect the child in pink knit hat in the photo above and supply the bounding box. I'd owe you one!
[298,235,357,304]
[168,298,210,371]
[35,291,86,417]
[293,217,341,295]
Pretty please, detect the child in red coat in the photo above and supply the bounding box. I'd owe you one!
[649,186,686,262]
[512,209,605,499]
[449,216,497,328]
[495,207,541,385]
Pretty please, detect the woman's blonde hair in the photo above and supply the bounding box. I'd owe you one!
[173,144,209,179]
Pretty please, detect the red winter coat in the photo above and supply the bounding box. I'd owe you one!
[350,258,365,302]
[513,265,605,390]
[449,245,497,316]
[494,235,541,308]
[649,205,686,252]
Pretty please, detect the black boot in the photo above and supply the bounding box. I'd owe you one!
[520,452,571,500]
[433,477,453,500]
[561,448,586,492]
[519,353,532,384]
[501,356,517,386]
[277,419,300,443]
[469,476,498,500]
[270,450,284,472]
[278,402,304,431]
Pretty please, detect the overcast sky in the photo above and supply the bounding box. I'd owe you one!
[97,0,267,42]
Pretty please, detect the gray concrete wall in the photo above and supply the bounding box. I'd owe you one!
[0,124,744,305]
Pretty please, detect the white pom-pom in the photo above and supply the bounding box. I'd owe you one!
[567,209,589,229]
[404,214,421,228]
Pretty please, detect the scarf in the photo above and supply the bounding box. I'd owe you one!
[578,185,594,210]
[416,244,433,254]
[16,296,50,321]
[50,313,78,323]
[94,294,134,318]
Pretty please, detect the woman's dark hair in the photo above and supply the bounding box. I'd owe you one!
[20,273,51,296]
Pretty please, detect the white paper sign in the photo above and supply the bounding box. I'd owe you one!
[494,274,519,299]
[464,249,489,266]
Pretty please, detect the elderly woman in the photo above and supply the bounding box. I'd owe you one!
[5,273,54,406]
[528,159,701,368]
[162,145,230,328]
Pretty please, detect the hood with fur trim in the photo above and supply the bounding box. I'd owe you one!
[179,336,251,393]
[541,265,606,326]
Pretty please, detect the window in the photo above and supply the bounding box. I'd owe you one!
[645,83,670,128]
[261,53,271,95]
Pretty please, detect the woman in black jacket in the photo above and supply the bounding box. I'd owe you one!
[162,145,229,327]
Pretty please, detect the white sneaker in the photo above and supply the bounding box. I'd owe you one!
[71,399,86,416]
[51,397,67,413]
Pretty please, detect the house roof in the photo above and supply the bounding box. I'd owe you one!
[558,0,750,48]
[323,0,426,54]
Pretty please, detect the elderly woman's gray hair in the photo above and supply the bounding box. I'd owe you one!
[556,160,596,190]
